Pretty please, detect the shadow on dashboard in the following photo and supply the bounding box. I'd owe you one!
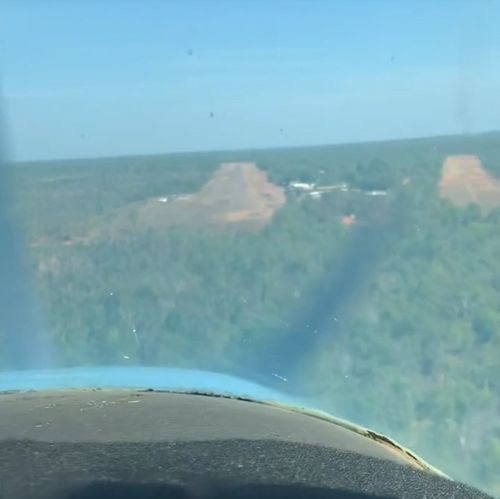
[61,481,392,499]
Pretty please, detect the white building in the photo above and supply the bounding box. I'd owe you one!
[289,181,316,191]
[309,191,322,199]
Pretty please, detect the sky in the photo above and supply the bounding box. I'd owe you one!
[1,0,499,161]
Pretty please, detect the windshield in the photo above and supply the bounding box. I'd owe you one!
[1,1,500,496]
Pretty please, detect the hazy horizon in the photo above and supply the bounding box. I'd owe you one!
[8,128,500,164]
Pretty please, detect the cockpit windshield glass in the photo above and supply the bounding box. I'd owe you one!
[1,1,500,496]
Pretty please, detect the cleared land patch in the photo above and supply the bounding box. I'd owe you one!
[439,155,500,213]
[112,162,285,234]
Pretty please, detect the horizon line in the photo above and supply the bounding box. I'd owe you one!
[11,129,500,165]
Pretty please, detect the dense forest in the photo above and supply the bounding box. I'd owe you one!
[4,131,500,496]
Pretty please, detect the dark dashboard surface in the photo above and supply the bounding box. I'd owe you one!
[0,390,491,499]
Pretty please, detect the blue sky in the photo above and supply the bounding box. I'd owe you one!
[1,0,499,160]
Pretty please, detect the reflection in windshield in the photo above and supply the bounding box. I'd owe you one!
[1,1,500,496]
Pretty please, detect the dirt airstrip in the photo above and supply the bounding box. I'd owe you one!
[439,155,500,213]
[130,162,285,231]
